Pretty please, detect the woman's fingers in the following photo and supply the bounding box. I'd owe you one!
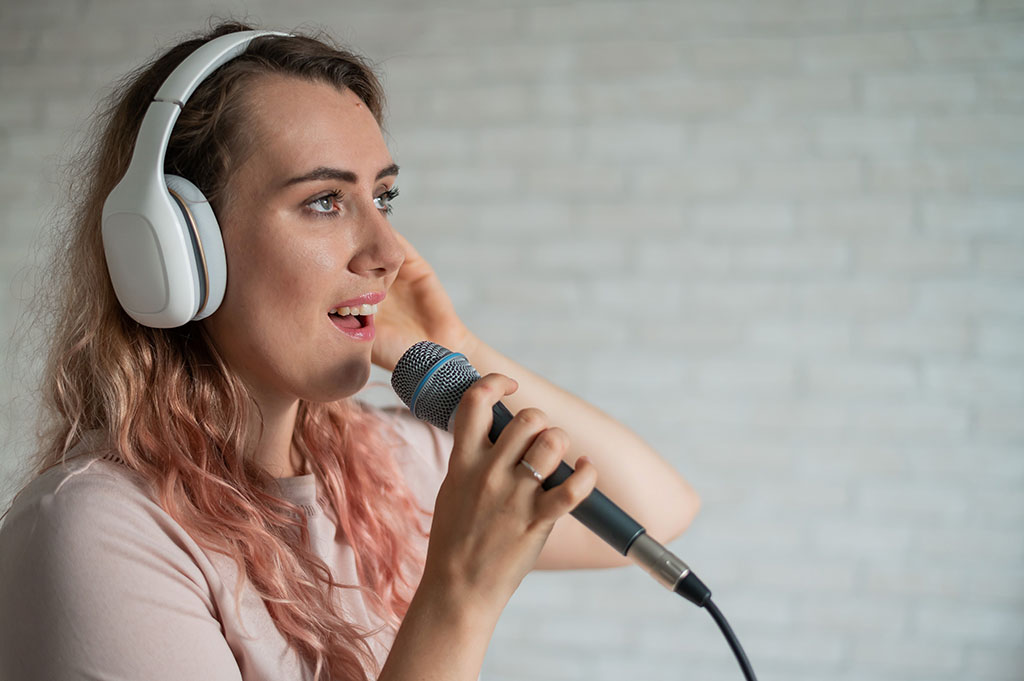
[514,425,569,482]
[449,373,518,457]
[449,381,594,526]
[534,456,598,521]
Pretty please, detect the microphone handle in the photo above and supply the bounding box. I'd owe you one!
[489,401,644,555]
[487,401,710,606]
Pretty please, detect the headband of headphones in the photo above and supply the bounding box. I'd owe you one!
[101,30,288,328]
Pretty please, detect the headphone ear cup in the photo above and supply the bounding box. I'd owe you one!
[164,174,227,321]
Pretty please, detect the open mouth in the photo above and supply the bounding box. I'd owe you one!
[328,303,379,331]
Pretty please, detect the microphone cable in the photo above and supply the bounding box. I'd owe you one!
[704,597,757,681]
[676,571,758,681]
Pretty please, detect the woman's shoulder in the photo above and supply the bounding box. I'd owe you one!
[4,439,156,532]
[0,440,238,680]
[0,437,212,593]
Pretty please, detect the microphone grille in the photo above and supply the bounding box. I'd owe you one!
[391,341,481,431]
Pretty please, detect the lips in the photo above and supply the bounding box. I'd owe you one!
[327,292,384,341]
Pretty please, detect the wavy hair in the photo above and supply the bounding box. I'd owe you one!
[34,21,424,680]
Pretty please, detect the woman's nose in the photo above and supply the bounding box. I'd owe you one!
[348,204,405,277]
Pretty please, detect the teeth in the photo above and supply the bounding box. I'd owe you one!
[330,303,379,316]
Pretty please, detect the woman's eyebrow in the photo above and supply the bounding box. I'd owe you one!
[282,163,400,187]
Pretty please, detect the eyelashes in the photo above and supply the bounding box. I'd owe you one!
[374,186,399,215]
[305,186,399,218]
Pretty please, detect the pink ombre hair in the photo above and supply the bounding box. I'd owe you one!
[34,22,425,680]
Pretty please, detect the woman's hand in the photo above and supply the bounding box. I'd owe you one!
[419,373,598,618]
[372,232,476,371]
[380,375,596,680]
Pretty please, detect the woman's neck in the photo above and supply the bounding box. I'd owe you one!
[248,395,305,478]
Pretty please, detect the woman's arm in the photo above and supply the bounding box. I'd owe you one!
[462,338,700,570]
[374,233,700,572]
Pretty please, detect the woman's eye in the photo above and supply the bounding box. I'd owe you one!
[374,186,399,215]
[308,192,340,214]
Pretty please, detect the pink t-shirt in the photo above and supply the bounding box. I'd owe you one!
[0,407,453,680]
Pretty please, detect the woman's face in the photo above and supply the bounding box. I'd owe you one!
[203,74,404,407]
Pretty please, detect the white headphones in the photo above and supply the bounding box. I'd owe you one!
[101,30,288,328]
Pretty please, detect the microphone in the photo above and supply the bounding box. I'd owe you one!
[390,340,711,606]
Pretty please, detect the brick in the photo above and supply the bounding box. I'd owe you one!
[693,201,795,234]
[412,165,519,199]
[847,402,970,437]
[856,320,973,356]
[916,526,1024,562]
[806,360,919,397]
[731,239,849,274]
[918,280,1024,318]
[977,240,1024,274]
[632,162,742,197]
[746,320,853,355]
[815,115,917,156]
[915,604,1024,644]
[924,199,1024,237]
[912,23,1024,62]
[795,281,916,320]
[920,114,1024,150]
[423,84,536,124]
[748,75,857,115]
[871,157,1024,193]
[858,479,970,522]
[977,322,1024,357]
[477,125,579,160]
[864,73,978,112]
[800,32,917,71]
[693,121,812,158]
[691,36,798,74]
[979,70,1024,111]
[380,52,479,93]
[854,237,971,274]
[638,396,830,436]
[965,645,1024,681]
[684,280,796,317]
[925,361,1024,401]
[387,127,474,161]
[795,594,910,636]
[799,198,915,235]
[578,78,748,118]
[522,163,628,197]
[852,638,964,675]
[577,202,685,233]
[572,41,682,80]
[580,122,685,160]
[471,44,576,83]
[693,359,797,394]
[632,317,744,350]
[862,0,980,18]
[977,405,1024,441]
[463,201,572,234]
[747,159,862,196]
[0,26,37,62]
[634,238,732,274]
[526,237,628,274]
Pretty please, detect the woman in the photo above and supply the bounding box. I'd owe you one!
[0,22,699,681]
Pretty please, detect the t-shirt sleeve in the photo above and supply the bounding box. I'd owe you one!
[0,462,244,681]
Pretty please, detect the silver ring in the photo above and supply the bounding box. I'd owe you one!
[518,458,544,484]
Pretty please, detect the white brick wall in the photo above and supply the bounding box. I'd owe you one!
[2,1,1023,679]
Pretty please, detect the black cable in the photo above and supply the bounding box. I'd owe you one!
[704,597,758,681]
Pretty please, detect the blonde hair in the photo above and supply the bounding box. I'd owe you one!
[36,21,423,680]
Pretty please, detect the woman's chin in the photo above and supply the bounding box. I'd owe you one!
[302,362,372,403]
